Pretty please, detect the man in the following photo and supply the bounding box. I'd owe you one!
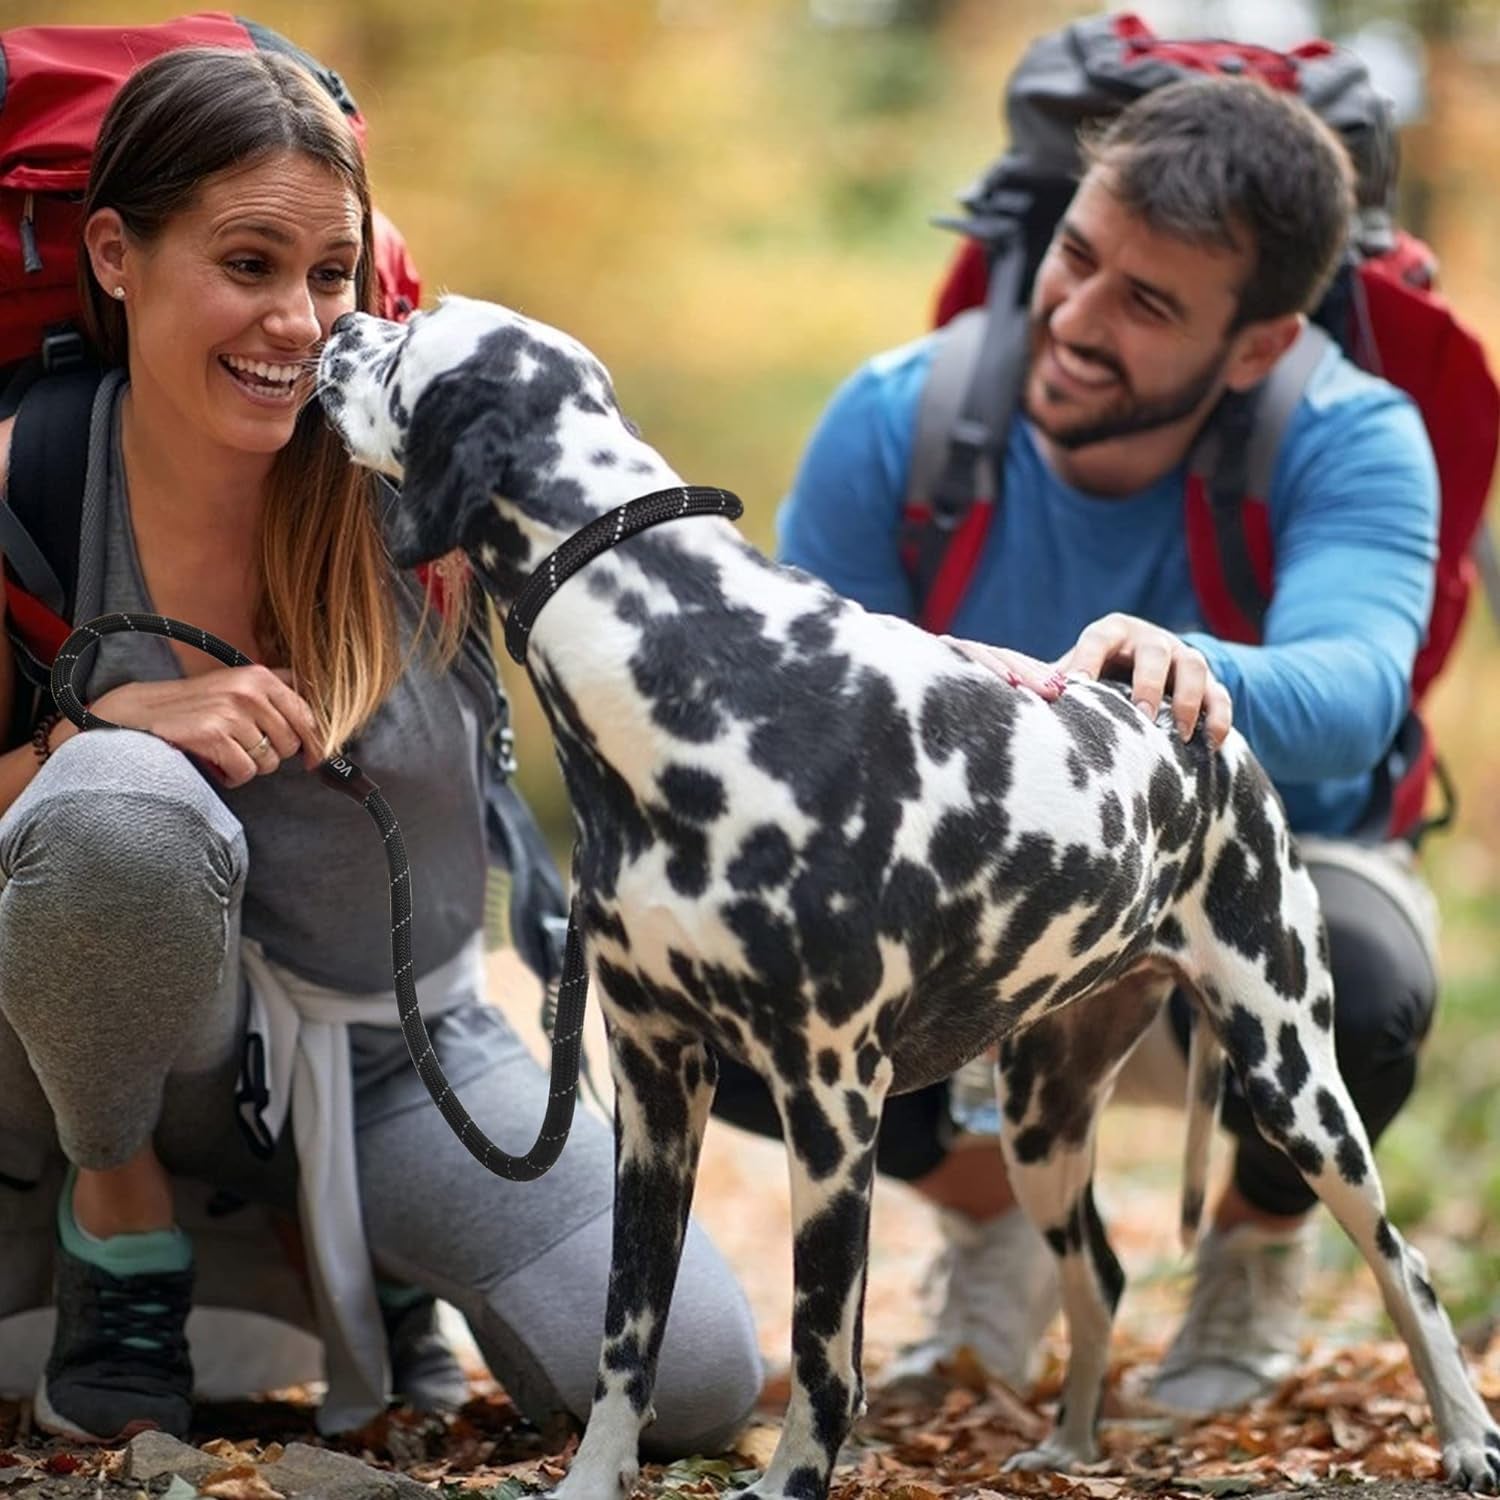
[711,74,1440,1412]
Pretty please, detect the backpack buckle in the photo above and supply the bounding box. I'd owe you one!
[40,325,87,376]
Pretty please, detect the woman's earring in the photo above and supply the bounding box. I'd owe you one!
[112,286,126,300]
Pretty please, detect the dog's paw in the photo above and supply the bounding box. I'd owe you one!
[1004,1437,1099,1475]
[1441,1426,1500,1492]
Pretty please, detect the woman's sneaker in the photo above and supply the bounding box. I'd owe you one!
[36,1240,195,1442]
[380,1287,471,1413]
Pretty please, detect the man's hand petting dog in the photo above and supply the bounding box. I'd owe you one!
[1056,612,1234,747]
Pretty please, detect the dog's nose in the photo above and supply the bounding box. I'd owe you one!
[331,312,357,335]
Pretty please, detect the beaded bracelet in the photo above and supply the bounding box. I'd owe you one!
[31,710,63,766]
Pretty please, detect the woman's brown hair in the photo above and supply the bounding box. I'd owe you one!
[80,46,471,754]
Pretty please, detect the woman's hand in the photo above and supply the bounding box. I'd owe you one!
[941,637,1067,700]
[90,666,322,788]
[1054,612,1233,747]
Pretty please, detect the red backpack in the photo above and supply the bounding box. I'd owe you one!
[904,12,1500,844]
[0,13,419,372]
[0,13,429,733]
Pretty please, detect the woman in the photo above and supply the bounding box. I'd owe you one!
[0,46,760,1448]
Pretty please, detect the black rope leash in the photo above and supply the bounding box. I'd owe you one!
[505,485,743,664]
[49,483,742,1180]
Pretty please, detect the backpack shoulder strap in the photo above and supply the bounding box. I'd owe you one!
[905,307,989,527]
[900,241,1030,634]
[3,369,111,751]
[3,368,107,617]
[1185,322,1332,643]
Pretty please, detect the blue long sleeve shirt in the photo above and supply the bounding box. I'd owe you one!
[776,333,1439,837]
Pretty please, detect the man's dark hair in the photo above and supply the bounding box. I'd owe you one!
[1081,75,1355,329]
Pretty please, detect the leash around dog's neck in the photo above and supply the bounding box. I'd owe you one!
[47,484,742,1183]
[504,484,744,664]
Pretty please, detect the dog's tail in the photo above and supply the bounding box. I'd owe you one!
[1180,1013,1225,1252]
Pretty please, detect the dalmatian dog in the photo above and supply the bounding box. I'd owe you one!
[319,296,1500,1500]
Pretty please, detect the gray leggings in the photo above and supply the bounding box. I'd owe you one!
[0,729,760,1454]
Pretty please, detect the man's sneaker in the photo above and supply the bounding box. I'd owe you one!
[382,1291,470,1412]
[1149,1222,1312,1413]
[36,1240,194,1442]
[879,1205,1060,1391]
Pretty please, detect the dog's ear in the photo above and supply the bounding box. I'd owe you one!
[388,386,515,568]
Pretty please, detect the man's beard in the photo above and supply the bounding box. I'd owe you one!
[1023,317,1229,452]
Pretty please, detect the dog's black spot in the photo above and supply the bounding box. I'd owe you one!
[1311,995,1333,1031]
[658,764,726,823]
[788,604,839,655]
[1375,1217,1400,1259]
[1082,1183,1125,1313]
[818,1049,840,1088]
[1045,1227,1069,1257]
[659,813,709,897]
[856,1043,881,1088]
[930,808,997,886]
[1223,1005,1268,1070]
[1414,1275,1439,1312]
[1336,1136,1368,1184]
[1285,1134,1325,1177]
[786,1088,844,1181]
[1155,915,1187,951]
[1203,763,1309,1000]
[1277,1023,1310,1100]
[783,1468,826,1500]
[1014,973,1057,1009]
[591,448,618,466]
[728,824,795,893]
[1133,792,1149,839]
[845,1090,878,1143]
[1315,1086,1348,1137]
[1099,792,1126,848]
[584,897,630,948]
[1246,1074,1295,1139]
[1001,1023,1064,1126]
[1054,691,1120,776]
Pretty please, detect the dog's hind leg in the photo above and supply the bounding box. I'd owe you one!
[998,976,1166,1473]
[1188,825,1500,1490]
[549,1022,718,1500]
[742,1068,889,1500]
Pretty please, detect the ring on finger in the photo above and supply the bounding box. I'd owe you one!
[247,732,273,759]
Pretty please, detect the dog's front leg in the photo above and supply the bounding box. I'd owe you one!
[548,1022,718,1500]
[741,1075,885,1500]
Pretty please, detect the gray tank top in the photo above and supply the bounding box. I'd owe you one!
[81,380,496,992]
